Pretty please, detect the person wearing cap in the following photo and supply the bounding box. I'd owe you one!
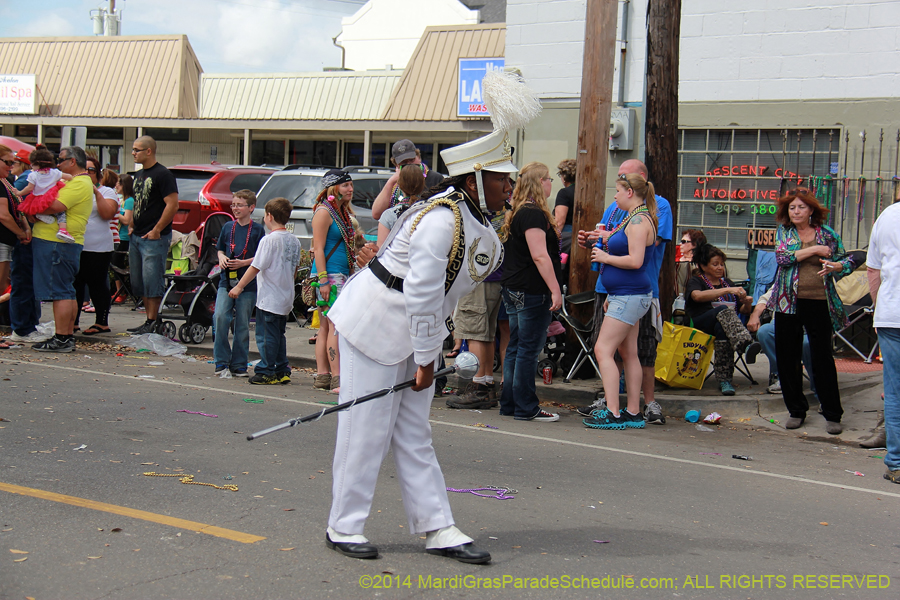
[322,71,538,564]
[371,139,444,221]
[11,150,32,191]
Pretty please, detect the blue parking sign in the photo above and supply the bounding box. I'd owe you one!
[457,58,505,117]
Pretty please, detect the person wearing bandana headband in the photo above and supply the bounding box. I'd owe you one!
[311,169,356,394]
[322,72,539,564]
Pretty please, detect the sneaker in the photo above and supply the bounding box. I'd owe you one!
[56,228,75,243]
[8,330,52,343]
[766,374,781,394]
[620,409,646,429]
[720,381,736,396]
[313,373,332,390]
[582,408,626,430]
[231,370,250,378]
[884,470,900,484]
[445,383,494,409]
[643,400,666,425]
[215,365,228,374]
[576,397,607,418]
[249,373,281,385]
[744,341,761,364]
[516,409,559,422]
[128,319,158,335]
[33,335,75,353]
[276,371,291,384]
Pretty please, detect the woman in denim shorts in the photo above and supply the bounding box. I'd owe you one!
[585,173,658,430]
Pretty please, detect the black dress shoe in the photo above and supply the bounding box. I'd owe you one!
[744,341,761,364]
[426,543,491,564]
[325,532,378,559]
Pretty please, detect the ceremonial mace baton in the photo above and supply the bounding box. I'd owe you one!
[247,351,479,441]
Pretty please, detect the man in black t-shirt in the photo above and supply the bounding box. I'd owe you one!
[127,135,179,334]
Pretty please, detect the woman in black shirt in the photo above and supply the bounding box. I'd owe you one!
[499,162,562,422]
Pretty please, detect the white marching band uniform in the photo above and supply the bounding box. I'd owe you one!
[326,187,503,546]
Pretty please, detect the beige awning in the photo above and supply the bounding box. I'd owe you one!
[0,35,202,119]
[381,24,505,122]
[200,71,402,121]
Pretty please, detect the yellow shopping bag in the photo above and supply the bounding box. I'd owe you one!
[654,321,714,390]
[310,309,320,330]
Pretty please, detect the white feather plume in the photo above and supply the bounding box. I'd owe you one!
[482,70,542,132]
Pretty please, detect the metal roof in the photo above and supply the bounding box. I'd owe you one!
[381,24,505,122]
[200,71,402,121]
[0,35,202,119]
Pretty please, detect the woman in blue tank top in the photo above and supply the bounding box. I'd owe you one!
[584,173,658,431]
[311,169,357,394]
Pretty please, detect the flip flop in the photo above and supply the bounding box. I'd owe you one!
[0,342,12,350]
[445,349,461,358]
[82,325,111,335]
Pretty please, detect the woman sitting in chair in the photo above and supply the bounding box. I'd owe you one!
[684,242,757,396]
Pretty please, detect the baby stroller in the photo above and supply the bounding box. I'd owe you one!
[157,212,234,344]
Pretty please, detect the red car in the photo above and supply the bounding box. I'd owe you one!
[168,164,277,233]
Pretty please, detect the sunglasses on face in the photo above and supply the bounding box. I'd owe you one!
[2,159,15,167]
[680,239,691,244]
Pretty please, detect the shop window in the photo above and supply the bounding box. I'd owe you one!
[15,125,62,139]
[288,140,337,167]
[144,127,190,142]
[344,142,364,167]
[239,140,285,166]
[436,144,455,174]
[87,127,124,140]
[370,143,387,168]
[677,128,837,254]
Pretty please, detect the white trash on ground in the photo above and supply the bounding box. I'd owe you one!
[121,333,194,360]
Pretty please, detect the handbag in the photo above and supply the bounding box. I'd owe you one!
[300,242,341,307]
[654,321,715,390]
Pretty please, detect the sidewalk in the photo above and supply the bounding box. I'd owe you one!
[24,302,887,445]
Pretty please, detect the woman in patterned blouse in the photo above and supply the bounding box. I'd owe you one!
[767,188,853,434]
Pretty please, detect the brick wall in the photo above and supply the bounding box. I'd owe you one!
[507,0,900,102]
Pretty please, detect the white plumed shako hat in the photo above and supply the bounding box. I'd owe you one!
[440,70,541,204]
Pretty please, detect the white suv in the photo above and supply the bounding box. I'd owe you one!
[253,166,394,248]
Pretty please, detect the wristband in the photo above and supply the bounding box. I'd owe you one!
[317,270,328,278]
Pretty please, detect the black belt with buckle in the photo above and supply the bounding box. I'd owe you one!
[369,256,404,292]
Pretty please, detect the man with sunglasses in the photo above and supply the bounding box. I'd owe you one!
[29,146,94,352]
[576,159,673,425]
[127,136,179,335]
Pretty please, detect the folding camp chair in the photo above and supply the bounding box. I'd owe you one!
[109,248,143,310]
[833,250,879,363]
[557,288,603,383]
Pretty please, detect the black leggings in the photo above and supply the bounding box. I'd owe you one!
[74,251,113,327]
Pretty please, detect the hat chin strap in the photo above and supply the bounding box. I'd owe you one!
[475,169,486,208]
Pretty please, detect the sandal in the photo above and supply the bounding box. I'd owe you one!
[445,349,461,358]
[83,325,111,335]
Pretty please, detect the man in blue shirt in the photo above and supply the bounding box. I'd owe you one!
[576,159,673,425]
[214,190,266,377]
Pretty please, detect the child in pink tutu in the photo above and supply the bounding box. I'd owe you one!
[16,147,74,243]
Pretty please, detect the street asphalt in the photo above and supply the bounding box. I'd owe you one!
[0,335,897,599]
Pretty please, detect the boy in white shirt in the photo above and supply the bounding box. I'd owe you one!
[229,198,301,385]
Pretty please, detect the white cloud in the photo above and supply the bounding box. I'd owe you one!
[17,12,80,37]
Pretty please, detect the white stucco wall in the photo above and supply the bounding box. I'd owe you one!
[506,0,900,102]
[339,0,479,71]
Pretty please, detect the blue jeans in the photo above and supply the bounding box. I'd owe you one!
[254,308,288,376]
[758,321,816,395]
[10,240,40,336]
[129,233,171,298]
[214,286,256,373]
[879,327,900,472]
[500,288,552,420]
[32,238,82,301]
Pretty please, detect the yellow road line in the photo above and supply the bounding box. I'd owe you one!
[0,481,266,544]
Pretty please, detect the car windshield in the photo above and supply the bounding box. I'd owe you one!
[169,170,214,201]
[258,174,322,208]
[350,178,389,211]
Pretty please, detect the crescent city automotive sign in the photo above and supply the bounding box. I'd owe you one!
[457,58,504,118]
[0,74,38,115]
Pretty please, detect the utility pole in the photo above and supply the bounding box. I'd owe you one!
[570,0,619,296]
[644,0,681,320]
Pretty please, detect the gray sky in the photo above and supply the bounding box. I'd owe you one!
[6,0,366,73]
